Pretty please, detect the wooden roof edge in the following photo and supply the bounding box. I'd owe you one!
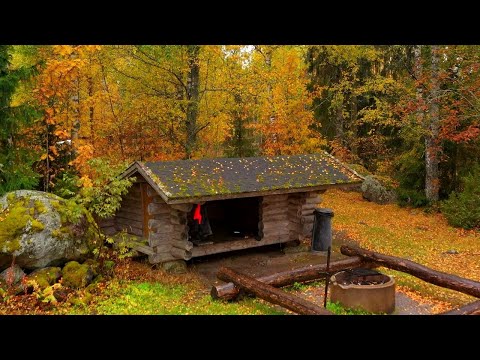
[119,161,171,204]
[165,182,362,204]
[322,151,366,181]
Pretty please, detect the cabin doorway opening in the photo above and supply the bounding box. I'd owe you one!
[188,197,261,245]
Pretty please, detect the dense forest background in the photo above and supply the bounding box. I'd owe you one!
[1,45,479,227]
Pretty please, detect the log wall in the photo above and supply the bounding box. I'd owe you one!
[258,191,322,243]
[145,184,192,264]
[114,182,144,237]
[97,217,116,236]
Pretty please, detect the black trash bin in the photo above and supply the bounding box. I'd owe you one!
[311,208,334,252]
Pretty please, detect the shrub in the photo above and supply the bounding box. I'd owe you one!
[441,164,480,229]
[396,188,428,208]
[75,158,135,219]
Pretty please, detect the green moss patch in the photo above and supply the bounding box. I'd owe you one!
[0,195,46,253]
[62,261,94,289]
[28,267,62,289]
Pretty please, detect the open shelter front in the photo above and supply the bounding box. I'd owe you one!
[98,153,363,265]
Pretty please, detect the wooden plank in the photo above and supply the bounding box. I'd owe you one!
[154,244,172,253]
[170,203,193,212]
[260,208,286,217]
[147,202,171,215]
[171,240,194,251]
[97,218,115,227]
[191,235,292,257]
[261,214,289,222]
[148,252,176,264]
[116,217,143,229]
[171,247,192,260]
[301,215,315,225]
[119,201,143,214]
[149,231,187,245]
[123,194,143,202]
[117,226,143,237]
[298,209,315,217]
[134,244,155,256]
[116,212,143,222]
[259,221,289,229]
[148,220,174,233]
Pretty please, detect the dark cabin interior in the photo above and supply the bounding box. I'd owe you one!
[188,197,260,244]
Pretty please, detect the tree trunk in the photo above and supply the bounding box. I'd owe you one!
[441,300,480,315]
[185,45,200,159]
[340,245,480,299]
[350,95,358,156]
[217,267,333,315]
[212,256,367,300]
[335,101,344,145]
[425,45,440,202]
[88,76,95,147]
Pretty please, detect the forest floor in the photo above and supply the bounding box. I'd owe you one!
[2,189,479,315]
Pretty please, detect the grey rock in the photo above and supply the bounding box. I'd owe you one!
[361,176,397,205]
[0,264,25,285]
[162,260,187,274]
[0,190,100,271]
[445,249,459,255]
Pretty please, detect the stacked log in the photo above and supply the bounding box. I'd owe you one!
[115,183,144,237]
[258,194,291,243]
[145,188,193,263]
[299,191,322,236]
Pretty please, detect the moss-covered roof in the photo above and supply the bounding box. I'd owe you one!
[122,153,363,203]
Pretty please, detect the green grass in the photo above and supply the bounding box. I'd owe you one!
[69,280,285,315]
[326,301,376,315]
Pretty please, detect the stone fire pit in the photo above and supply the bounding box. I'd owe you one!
[330,268,395,314]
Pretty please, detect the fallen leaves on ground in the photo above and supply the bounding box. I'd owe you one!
[323,189,480,309]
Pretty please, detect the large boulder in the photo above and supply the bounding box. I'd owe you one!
[361,175,397,204]
[0,190,101,271]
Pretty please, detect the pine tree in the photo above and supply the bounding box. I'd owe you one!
[0,45,39,195]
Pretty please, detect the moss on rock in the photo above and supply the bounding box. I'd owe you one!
[27,267,62,290]
[0,194,44,253]
[62,261,94,289]
[161,260,187,274]
[0,190,101,271]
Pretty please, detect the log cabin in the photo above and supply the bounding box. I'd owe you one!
[99,153,363,266]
